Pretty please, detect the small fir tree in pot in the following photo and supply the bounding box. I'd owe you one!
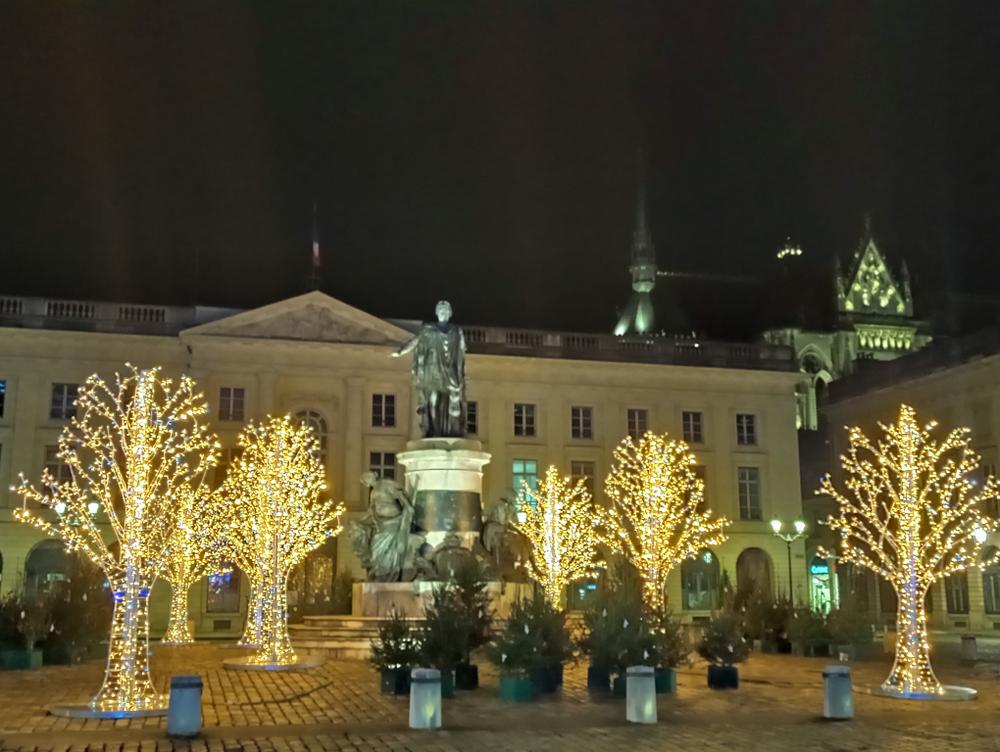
[418,585,467,698]
[488,598,544,702]
[649,609,688,693]
[0,592,53,670]
[369,609,422,695]
[449,560,493,690]
[697,612,749,689]
[527,595,573,693]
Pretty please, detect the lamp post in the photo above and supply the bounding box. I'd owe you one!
[770,518,806,604]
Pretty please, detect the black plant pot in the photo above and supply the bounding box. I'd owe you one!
[707,664,739,690]
[379,668,411,695]
[455,663,479,690]
[587,665,611,693]
[551,663,564,686]
[532,664,562,694]
[612,674,627,698]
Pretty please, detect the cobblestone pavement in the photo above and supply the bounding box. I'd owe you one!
[2,644,1000,750]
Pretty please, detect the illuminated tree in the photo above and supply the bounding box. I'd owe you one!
[820,404,997,698]
[221,415,345,666]
[160,483,228,645]
[513,465,598,606]
[596,432,730,611]
[14,365,218,714]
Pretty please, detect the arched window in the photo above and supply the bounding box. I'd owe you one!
[295,410,328,467]
[682,549,720,610]
[983,546,1000,614]
[736,547,773,600]
[24,539,69,595]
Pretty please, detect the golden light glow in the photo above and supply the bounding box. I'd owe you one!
[220,415,345,666]
[513,465,598,606]
[820,404,998,697]
[596,432,730,611]
[14,365,218,713]
[160,483,228,644]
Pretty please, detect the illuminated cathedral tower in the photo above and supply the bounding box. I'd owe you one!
[614,167,658,336]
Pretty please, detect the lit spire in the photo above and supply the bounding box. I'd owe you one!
[307,202,322,290]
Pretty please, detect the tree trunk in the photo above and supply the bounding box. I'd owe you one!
[91,566,163,712]
[238,583,264,647]
[253,570,295,665]
[642,575,666,612]
[163,583,194,644]
[883,579,941,696]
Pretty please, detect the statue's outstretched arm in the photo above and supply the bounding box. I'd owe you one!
[392,333,420,358]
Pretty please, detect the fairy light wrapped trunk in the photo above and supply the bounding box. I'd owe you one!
[820,404,997,699]
[220,415,345,667]
[513,465,598,606]
[596,432,730,611]
[13,365,219,715]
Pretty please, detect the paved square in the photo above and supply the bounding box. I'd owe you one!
[1,644,999,751]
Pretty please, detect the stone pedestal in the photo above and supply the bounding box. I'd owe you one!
[396,437,491,549]
[352,580,534,618]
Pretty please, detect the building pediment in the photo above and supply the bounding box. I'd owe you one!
[838,238,913,318]
[181,291,411,346]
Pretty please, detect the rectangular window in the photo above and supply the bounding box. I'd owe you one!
[0,379,6,418]
[512,459,539,501]
[736,413,757,446]
[682,411,703,444]
[371,394,396,428]
[693,465,708,512]
[369,451,396,480]
[206,567,241,613]
[737,466,761,520]
[50,383,78,420]
[571,406,593,440]
[44,445,73,484]
[627,408,648,440]
[514,403,536,437]
[984,462,999,518]
[570,460,596,498]
[219,387,245,422]
[985,570,1000,614]
[466,401,478,435]
[946,572,969,614]
[215,447,243,486]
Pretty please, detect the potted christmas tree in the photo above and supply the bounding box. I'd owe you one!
[369,609,422,695]
[450,561,493,690]
[697,612,749,689]
[649,609,688,694]
[0,592,52,670]
[418,585,467,698]
[528,596,573,693]
[488,598,543,702]
[827,603,874,662]
[577,586,619,692]
[610,603,657,698]
[788,609,832,657]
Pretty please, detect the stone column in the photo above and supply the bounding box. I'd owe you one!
[343,377,365,512]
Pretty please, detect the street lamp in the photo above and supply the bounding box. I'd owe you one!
[770,518,806,604]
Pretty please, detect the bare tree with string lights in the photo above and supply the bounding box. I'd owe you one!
[14,365,218,715]
[820,404,997,699]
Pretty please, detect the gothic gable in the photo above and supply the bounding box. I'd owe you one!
[181,291,411,346]
[838,239,912,317]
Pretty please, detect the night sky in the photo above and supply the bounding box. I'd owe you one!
[2,1,999,333]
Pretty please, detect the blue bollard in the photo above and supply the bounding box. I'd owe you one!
[822,665,853,720]
[167,675,203,737]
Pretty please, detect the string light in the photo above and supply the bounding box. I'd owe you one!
[160,483,228,645]
[13,365,218,714]
[513,465,598,606]
[220,415,345,666]
[596,432,730,611]
[820,404,998,698]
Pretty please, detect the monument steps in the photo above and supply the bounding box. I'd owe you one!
[288,614,425,659]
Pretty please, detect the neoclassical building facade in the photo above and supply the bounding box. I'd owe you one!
[0,290,806,636]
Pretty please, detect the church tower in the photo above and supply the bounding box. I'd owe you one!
[614,164,659,336]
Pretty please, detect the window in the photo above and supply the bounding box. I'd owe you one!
[983,463,999,518]
[514,403,536,437]
[369,451,396,480]
[571,406,593,440]
[0,379,6,418]
[466,401,478,435]
[215,447,243,486]
[570,460,596,497]
[682,411,703,444]
[682,550,720,610]
[692,465,708,511]
[44,445,73,484]
[295,410,328,466]
[737,466,761,520]
[512,459,539,501]
[983,547,1000,614]
[945,572,969,614]
[627,408,648,440]
[736,413,757,446]
[371,394,396,428]
[206,566,241,613]
[50,383,78,420]
[219,387,245,422]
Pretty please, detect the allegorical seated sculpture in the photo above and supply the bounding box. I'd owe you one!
[349,472,423,582]
[392,299,466,438]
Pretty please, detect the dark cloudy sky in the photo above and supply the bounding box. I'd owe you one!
[1,1,999,332]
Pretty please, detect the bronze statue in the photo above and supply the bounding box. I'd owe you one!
[392,300,466,437]
[349,472,421,582]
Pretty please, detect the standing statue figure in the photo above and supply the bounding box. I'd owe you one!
[392,300,466,438]
[349,472,421,582]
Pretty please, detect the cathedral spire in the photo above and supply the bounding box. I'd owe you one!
[307,202,322,291]
[631,156,655,267]
[614,153,660,336]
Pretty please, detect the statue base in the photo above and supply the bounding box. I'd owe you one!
[397,437,491,550]
[352,580,533,618]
